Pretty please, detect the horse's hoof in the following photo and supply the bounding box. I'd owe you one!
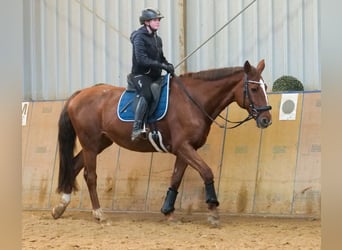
[165,212,180,224]
[51,203,67,219]
[92,208,107,222]
[208,215,220,227]
[208,209,220,227]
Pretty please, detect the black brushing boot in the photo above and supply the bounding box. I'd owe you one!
[161,188,178,215]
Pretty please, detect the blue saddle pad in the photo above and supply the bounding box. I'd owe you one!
[117,74,170,122]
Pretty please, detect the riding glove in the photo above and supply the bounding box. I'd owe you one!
[161,63,175,75]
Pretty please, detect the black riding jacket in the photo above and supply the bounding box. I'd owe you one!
[130,26,169,80]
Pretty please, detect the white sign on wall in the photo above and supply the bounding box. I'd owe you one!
[22,102,29,126]
[279,93,298,120]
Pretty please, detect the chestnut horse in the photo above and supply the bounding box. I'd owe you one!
[51,60,272,226]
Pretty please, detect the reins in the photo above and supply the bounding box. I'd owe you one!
[172,75,225,128]
[172,74,255,129]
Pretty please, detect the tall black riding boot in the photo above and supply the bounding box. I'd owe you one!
[131,96,148,141]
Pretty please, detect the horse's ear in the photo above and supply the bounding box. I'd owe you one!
[257,59,265,73]
[244,60,251,73]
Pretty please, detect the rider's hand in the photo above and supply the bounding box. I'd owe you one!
[161,63,175,75]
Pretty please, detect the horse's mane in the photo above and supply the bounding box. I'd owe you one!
[179,66,243,81]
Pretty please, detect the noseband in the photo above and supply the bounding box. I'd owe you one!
[243,73,272,119]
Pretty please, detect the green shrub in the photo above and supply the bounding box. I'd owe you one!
[272,75,304,92]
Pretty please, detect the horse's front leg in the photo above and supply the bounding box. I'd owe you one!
[205,182,220,226]
[83,150,106,222]
[161,156,187,222]
[178,145,220,227]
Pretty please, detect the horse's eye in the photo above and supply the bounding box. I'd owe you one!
[251,86,258,92]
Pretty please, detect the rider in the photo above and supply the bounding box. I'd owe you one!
[130,8,174,141]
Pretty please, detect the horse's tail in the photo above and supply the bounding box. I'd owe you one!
[56,91,80,194]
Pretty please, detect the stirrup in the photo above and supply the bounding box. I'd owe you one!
[141,122,147,133]
[141,123,150,137]
[131,123,148,141]
[131,129,143,141]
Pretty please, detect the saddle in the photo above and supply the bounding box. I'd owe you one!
[117,74,171,152]
[117,74,170,123]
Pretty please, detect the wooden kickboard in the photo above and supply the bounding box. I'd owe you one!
[253,93,303,214]
[22,102,63,209]
[219,102,262,214]
[292,92,321,215]
[112,148,152,211]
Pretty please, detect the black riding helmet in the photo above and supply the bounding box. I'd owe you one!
[139,8,164,25]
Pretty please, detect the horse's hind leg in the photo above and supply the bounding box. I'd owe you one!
[82,149,107,222]
[52,152,84,219]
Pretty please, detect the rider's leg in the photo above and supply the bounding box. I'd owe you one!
[131,75,153,141]
[131,96,148,141]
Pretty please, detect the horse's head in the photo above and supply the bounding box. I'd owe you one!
[236,60,272,128]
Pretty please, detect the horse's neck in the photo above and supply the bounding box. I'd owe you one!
[186,73,242,118]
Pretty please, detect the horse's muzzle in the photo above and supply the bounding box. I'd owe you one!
[256,105,272,128]
[257,116,272,128]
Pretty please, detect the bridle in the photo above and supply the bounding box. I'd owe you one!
[173,72,272,129]
[242,73,272,120]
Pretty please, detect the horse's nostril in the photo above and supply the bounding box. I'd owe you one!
[260,117,271,128]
